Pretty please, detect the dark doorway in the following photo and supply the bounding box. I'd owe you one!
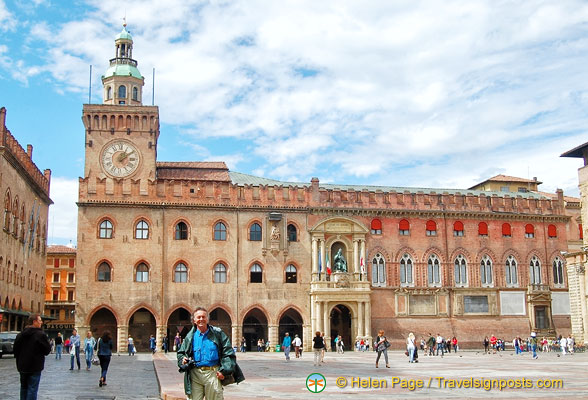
[242,308,268,352]
[89,308,118,350]
[128,308,156,352]
[535,306,548,330]
[330,304,352,351]
[209,308,232,337]
[278,308,304,349]
[167,308,192,340]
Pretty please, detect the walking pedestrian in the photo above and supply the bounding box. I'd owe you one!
[320,332,326,363]
[427,333,435,356]
[531,332,538,359]
[240,337,246,353]
[97,330,113,387]
[282,332,291,361]
[127,336,135,356]
[293,334,302,358]
[407,333,416,363]
[452,336,458,352]
[84,331,96,370]
[14,314,51,400]
[336,336,344,354]
[163,334,168,353]
[375,330,390,368]
[483,336,490,354]
[313,331,325,367]
[55,332,63,360]
[69,329,81,370]
[174,332,181,352]
[149,334,157,354]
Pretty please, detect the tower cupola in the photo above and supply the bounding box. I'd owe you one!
[101,23,144,105]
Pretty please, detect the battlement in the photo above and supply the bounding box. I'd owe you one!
[0,107,51,197]
[82,104,159,134]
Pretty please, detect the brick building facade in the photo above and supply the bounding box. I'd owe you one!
[0,107,52,332]
[76,26,575,352]
[44,245,77,338]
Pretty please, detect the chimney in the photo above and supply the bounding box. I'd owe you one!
[556,188,564,208]
[0,107,6,132]
[27,144,33,159]
[311,177,320,203]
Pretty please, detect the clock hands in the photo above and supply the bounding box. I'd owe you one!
[117,149,135,162]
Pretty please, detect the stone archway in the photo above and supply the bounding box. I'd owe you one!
[330,304,352,351]
[167,308,192,340]
[279,308,303,347]
[128,308,156,352]
[89,308,118,350]
[242,308,268,352]
[209,308,232,335]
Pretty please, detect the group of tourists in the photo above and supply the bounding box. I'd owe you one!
[424,333,458,356]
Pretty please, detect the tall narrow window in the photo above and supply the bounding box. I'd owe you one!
[214,263,227,283]
[427,254,441,286]
[426,220,437,236]
[454,255,467,286]
[553,257,564,286]
[135,220,149,239]
[371,219,382,234]
[174,263,188,283]
[107,86,112,99]
[287,224,297,241]
[530,256,541,284]
[214,222,227,241]
[478,222,488,236]
[502,223,512,237]
[399,219,410,236]
[250,223,262,241]
[99,220,113,239]
[118,85,126,99]
[175,221,188,240]
[250,263,262,282]
[547,224,557,238]
[399,253,413,286]
[480,255,493,286]
[97,262,111,282]
[505,255,518,287]
[135,263,149,282]
[453,221,464,237]
[371,253,386,286]
[525,224,535,238]
[132,86,138,101]
[285,264,297,283]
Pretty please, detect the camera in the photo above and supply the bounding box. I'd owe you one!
[179,357,196,371]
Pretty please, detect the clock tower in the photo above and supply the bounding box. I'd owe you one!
[81,23,159,191]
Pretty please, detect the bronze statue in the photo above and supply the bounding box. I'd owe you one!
[333,248,348,272]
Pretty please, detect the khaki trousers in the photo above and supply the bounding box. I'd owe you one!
[187,366,224,400]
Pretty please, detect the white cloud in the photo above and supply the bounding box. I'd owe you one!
[48,177,78,244]
[0,0,16,31]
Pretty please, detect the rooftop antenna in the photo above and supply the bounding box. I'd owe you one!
[152,67,155,105]
[88,65,92,104]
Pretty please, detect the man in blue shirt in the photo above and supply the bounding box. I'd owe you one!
[69,329,81,370]
[282,332,291,361]
[178,307,244,399]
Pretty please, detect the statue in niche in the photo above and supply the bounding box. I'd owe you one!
[333,248,348,272]
[270,225,280,241]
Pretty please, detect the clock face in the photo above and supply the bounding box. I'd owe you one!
[100,140,140,178]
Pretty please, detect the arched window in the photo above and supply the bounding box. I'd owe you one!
[525,224,535,238]
[175,221,188,240]
[97,262,111,282]
[454,255,467,286]
[530,255,541,284]
[214,222,227,241]
[427,254,441,286]
[371,219,382,234]
[132,86,138,101]
[547,224,557,238]
[371,253,386,286]
[118,85,126,99]
[399,219,410,236]
[174,263,188,283]
[135,220,149,239]
[287,224,297,241]
[250,263,262,282]
[99,219,113,239]
[3,190,10,230]
[453,221,464,237]
[135,263,149,282]
[505,255,518,287]
[426,220,437,236]
[250,223,262,241]
[480,255,493,286]
[399,253,413,286]
[502,223,512,237]
[214,263,227,283]
[553,257,564,286]
[107,86,112,99]
[478,222,488,236]
[285,264,297,283]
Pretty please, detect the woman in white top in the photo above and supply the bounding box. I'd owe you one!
[407,332,416,363]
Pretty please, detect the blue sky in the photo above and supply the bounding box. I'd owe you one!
[1,0,586,245]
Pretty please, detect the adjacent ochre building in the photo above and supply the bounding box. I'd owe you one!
[0,107,52,332]
[76,26,577,352]
[44,245,77,338]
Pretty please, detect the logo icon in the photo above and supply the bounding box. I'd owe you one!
[306,373,326,393]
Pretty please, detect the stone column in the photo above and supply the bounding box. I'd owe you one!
[303,323,312,352]
[117,324,128,354]
[156,324,166,352]
[312,238,318,281]
[268,324,278,351]
[365,301,372,339]
[315,300,322,338]
[357,301,364,339]
[231,325,240,350]
[323,301,329,350]
[353,239,359,279]
[360,240,366,280]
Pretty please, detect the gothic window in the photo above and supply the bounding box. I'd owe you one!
[4,190,11,231]
[426,220,437,236]
[502,223,512,237]
[118,85,127,99]
[399,253,413,286]
[175,221,188,240]
[453,221,464,237]
[174,263,188,283]
[214,263,227,283]
[135,263,149,282]
[478,222,488,236]
[99,219,113,239]
[505,255,518,287]
[553,257,564,286]
[454,255,467,286]
[427,254,441,286]
[530,255,541,284]
[285,264,297,283]
[525,224,535,239]
[214,222,227,241]
[287,224,297,241]
[249,223,262,241]
[399,219,410,236]
[97,262,111,282]
[547,224,557,238]
[250,263,262,283]
[135,220,149,239]
[480,255,493,286]
[371,219,382,234]
[371,253,386,287]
